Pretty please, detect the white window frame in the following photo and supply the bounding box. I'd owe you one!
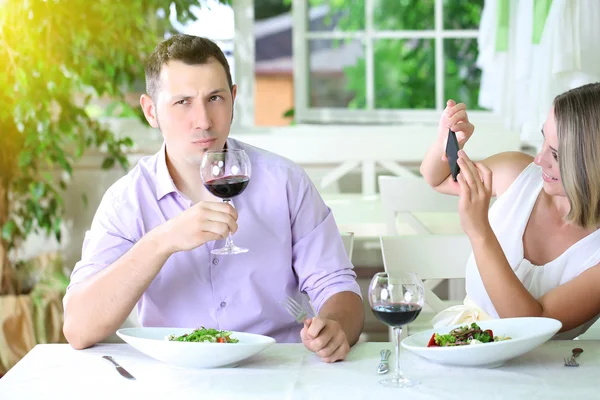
[232,0,256,129]
[292,0,497,124]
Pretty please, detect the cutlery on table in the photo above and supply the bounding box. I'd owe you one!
[102,355,136,380]
[564,348,583,367]
[377,349,391,374]
[281,296,312,324]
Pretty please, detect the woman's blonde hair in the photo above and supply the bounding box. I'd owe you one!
[554,82,600,229]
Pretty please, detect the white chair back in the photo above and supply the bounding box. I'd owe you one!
[380,235,472,314]
[378,175,461,235]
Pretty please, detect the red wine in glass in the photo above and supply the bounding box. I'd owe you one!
[368,271,425,388]
[371,303,422,327]
[204,175,250,200]
[200,148,252,255]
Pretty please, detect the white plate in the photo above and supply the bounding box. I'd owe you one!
[117,327,276,369]
[401,317,562,368]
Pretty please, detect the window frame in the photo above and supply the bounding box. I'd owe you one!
[292,0,498,124]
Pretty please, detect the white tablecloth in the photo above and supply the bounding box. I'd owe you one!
[0,341,597,399]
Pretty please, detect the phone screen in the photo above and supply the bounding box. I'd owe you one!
[446,129,460,182]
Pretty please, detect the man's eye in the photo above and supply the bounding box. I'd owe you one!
[209,95,222,102]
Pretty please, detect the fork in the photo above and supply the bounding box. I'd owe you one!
[281,296,312,323]
[564,348,584,367]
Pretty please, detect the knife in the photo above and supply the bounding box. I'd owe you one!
[102,355,136,380]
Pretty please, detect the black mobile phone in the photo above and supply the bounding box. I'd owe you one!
[446,129,460,182]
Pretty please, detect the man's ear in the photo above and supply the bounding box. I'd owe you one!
[230,84,237,122]
[140,94,159,128]
[231,84,237,103]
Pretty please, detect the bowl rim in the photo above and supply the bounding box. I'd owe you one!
[401,317,562,351]
[116,327,277,345]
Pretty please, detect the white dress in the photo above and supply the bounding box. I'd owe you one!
[433,162,600,339]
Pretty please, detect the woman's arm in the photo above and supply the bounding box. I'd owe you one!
[419,100,532,197]
[471,230,600,332]
[457,151,600,332]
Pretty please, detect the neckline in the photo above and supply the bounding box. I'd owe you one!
[519,180,599,268]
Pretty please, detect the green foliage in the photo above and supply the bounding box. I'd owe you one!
[0,0,212,292]
[295,0,483,111]
[256,0,291,20]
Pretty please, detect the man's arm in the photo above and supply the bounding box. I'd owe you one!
[288,171,365,362]
[63,229,172,349]
[63,200,238,350]
[318,291,364,346]
[300,291,364,363]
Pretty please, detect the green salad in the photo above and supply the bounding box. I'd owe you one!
[167,327,239,343]
[427,323,511,347]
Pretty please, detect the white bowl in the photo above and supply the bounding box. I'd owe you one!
[401,317,562,368]
[116,327,276,369]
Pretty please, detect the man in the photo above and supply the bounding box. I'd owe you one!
[62,34,364,363]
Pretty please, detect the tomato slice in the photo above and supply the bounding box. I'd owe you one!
[484,329,493,339]
[217,337,225,343]
[427,333,439,347]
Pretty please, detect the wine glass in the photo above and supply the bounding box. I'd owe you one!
[200,148,251,255]
[368,271,425,388]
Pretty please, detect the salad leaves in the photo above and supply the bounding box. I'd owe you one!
[427,323,511,347]
[167,327,239,343]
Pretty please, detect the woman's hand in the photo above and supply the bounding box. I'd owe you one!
[456,150,494,239]
[439,100,475,161]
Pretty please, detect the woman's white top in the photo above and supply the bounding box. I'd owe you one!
[433,162,600,339]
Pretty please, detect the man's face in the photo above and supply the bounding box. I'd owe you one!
[142,58,236,166]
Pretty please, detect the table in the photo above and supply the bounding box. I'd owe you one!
[1,341,597,399]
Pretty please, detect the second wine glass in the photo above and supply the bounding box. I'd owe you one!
[368,271,425,388]
[200,148,251,255]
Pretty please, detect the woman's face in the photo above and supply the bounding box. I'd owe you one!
[534,107,566,197]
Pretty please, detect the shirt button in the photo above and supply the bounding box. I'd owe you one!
[212,258,219,265]
[220,301,227,308]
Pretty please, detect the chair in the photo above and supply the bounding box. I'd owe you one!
[379,175,465,300]
[378,175,462,236]
[379,234,473,339]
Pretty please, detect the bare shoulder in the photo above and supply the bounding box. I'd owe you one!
[482,151,534,197]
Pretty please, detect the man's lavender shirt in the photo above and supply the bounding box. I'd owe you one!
[65,138,362,343]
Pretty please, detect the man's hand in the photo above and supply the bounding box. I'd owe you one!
[300,316,350,363]
[155,201,238,254]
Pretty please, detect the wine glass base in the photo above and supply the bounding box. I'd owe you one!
[379,377,418,388]
[211,246,249,255]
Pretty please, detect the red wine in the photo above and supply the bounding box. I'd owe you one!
[371,303,422,327]
[204,175,250,199]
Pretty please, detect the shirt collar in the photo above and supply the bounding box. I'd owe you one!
[155,142,178,200]
[155,138,239,201]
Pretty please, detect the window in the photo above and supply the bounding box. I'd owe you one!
[292,0,493,124]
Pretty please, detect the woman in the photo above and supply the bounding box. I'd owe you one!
[420,83,600,339]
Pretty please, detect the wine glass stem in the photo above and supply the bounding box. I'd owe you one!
[393,326,404,382]
[223,199,235,249]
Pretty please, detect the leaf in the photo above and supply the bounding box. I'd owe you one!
[1,220,16,242]
[30,182,45,200]
[101,157,115,170]
[283,108,295,118]
[122,137,134,147]
[18,151,32,168]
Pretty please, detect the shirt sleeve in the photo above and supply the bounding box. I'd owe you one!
[65,189,138,293]
[290,170,363,313]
